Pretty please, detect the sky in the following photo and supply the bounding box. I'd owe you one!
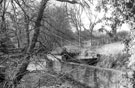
[38,0,131,32]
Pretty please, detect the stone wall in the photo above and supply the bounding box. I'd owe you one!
[53,61,125,88]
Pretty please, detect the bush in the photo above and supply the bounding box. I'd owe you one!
[98,53,129,69]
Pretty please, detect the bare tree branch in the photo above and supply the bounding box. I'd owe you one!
[14,0,30,48]
[56,0,78,4]
[0,0,3,5]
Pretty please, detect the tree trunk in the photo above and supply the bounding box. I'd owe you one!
[89,23,95,46]
[25,15,30,48]
[3,0,49,88]
[111,17,118,42]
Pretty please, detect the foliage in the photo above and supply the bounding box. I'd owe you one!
[102,0,135,87]
[94,0,127,41]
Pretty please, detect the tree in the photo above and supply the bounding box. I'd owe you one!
[0,0,49,87]
[39,5,76,51]
[0,0,81,87]
[101,0,135,88]
[91,0,125,41]
[68,5,83,47]
[68,0,113,46]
